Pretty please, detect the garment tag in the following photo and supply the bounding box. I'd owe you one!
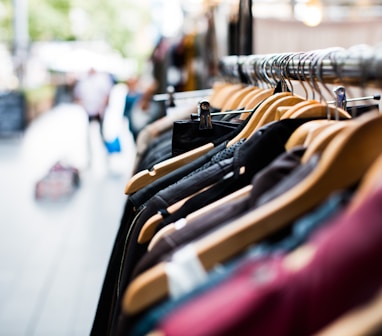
[165,244,208,299]
[174,218,187,230]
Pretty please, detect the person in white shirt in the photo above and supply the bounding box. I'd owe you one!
[74,67,114,125]
[74,67,114,167]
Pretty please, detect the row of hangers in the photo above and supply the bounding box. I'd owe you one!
[125,45,379,195]
[121,44,382,317]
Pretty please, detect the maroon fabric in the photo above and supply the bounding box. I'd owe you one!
[158,186,382,336]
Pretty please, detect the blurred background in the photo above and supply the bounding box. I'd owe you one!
[0,0,381,335]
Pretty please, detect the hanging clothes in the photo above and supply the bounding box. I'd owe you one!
[91,45,382,336]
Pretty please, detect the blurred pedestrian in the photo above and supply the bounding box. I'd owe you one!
[74,67,114,128]
[123,76,142,140]
[123,76,158,141]
[73,66,114,166]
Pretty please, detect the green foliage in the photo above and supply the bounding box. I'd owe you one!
[0,1,13,44]
[3,0,154,58]
[29,0,72,40]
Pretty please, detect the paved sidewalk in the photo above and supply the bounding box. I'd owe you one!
[0,103,135,335]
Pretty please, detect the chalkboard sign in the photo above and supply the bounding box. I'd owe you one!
[0,91,26,135]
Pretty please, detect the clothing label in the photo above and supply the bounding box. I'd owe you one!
[165,244,208,299]
[174,218,187,230]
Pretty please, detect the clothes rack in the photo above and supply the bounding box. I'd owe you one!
[219,45,382,87]
[92,43,382,336]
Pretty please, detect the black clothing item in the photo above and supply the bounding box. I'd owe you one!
[172,119,241,157]
[136,102,378,173]
[136,157,235,232]
[154,122,308,233]
[136,149,318,283]
[128,103,260,209]
[346,103,379,117]
[113,139,245,314]
[90,198,136,336]
[91,95,322,335]
[135,129,173,173]
[109,157,242,335]
[129,141,227,209]
[136,104,256,172]
[91,126,247,336]
[112,119,311,336]
[131,146,306,278]
[254,153,320,208]
[248,146,307,203]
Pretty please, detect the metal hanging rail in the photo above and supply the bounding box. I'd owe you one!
[219,44,382,87]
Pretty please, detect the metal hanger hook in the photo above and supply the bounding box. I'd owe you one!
[288,52,308,99]
[302,50,319,100]
[280,53,295,94]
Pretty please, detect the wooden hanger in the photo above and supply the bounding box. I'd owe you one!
[147,185,253,250]
[302,121,338,147]
[137,98,348,237]
[237,88,274,121]
[124,83,259,195]
[276,106,291,116]
[124,87,271,195]
[346,152,382,214]
[237,87,263,110]
[282,102,351,152]
[242,92,340,144]
[138,198,194,244]
[300,120,352,163]
[288,103,351,120]
[124,143,214,194]
[220,85,257,112]
[122,112,382,315]
[138,185,213,243]
[140,106,351,242]
[252,94,306,131]
[285,120,336,151]
[148,224,177,251]
[280,100,320,119]
[207,81,231,107]
[209,83,244,110]
[226,90,288,146]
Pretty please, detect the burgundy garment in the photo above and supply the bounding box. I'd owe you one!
[158,186,382,336]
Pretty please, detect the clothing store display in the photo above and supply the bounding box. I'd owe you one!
[93,135,244,334]
[127,191,352,336]
[109,145,243,334]
[131,145,307,277]
[143,119,310,240]
[91,45,382,336]
[157,186,382,336]
[147,144,307,244]
[115,118,310,319]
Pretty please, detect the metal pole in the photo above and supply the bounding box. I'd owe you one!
[13,0,29,88]
[220,46,382,87]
